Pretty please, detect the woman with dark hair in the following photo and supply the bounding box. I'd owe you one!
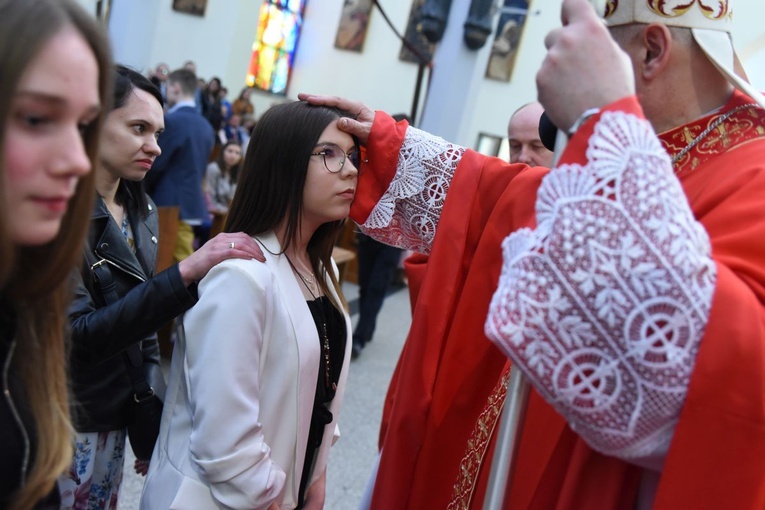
[202,76,224,133]
[142,101,357,509]
[59,65,263,509]
[0,0,111,508]
[205,140,242,215]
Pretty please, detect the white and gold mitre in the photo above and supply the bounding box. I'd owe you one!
[603,0,732,32]
[601,0,765,108]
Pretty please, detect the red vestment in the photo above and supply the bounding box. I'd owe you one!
[351,91,765,509]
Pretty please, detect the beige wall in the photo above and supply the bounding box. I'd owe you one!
[113,0,423,125]
[105,0,764,149]
[467,0,765,151]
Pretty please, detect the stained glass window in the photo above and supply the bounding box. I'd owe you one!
[246,0,306,95]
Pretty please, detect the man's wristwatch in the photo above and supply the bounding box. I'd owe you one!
[567,108,600,138]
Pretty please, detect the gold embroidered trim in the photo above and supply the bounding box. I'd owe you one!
[663,103,765,177]
[447,367,511,510]
[648,0,729,20]
[604,0,730,21]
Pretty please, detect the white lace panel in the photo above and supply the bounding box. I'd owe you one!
[485,112,717,462]
[361,126,466,254]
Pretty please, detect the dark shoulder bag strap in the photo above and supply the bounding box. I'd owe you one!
[91,259,156,404]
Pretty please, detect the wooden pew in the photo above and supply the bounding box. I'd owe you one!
[332,245,356,284]
[336,221,359,283]
[155,206,180,358]
[155,206,180,273]
[209,211,226,238]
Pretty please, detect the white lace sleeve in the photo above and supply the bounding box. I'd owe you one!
[485,112,717,466]
[360,126,466,254]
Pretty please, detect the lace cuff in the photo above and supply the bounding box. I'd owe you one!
[361,126,466,254]
[485,111,717,463]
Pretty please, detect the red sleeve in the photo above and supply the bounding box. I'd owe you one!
[559,96,645,167]
[563,96,765,507]
[350,112,409,224]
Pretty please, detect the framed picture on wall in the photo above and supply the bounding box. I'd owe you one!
[172,0,208,17]
[335,0,374,52]
[485,0,529,82]
[475,133,510,160]
[95,0,112,23]
[399,0,434,64]
[475,133,503,157]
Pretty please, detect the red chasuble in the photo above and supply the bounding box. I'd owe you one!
[351,91,765,510]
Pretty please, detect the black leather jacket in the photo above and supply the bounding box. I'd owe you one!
[69,194,197,432]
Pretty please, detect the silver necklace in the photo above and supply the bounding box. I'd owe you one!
[255,238,317,287]
[671,103,758,170]
[286,256,317,292]
[286,256,333,390]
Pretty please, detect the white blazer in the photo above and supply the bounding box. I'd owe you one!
[140,232,352,509]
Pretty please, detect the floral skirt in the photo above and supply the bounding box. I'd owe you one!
[58,429,126,510]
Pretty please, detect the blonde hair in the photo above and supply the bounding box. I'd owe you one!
[0,0,112,508]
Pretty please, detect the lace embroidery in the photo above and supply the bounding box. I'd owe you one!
[362,126,466,254]
[485,112,716,460]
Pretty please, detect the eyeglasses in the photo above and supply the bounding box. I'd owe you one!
[311,143,362,173]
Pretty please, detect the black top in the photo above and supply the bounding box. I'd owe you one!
[0,302,59,509]
[297,296,346,507]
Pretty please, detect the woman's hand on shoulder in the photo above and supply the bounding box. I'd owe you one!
[178,233,265,287]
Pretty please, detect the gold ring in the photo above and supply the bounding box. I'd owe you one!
[229,242,235,249]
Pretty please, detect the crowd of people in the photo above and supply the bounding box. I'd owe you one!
[3,2,352,508]
[144,61,255,250]
[148,60,256,150]
[1,0,764,509]
[59,64,264,508]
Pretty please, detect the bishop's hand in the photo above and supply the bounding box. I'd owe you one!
[536,0,635,133]
[298,93,376,145]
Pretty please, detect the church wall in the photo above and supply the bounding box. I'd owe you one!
[464,0,765,155]
[464,2,559,156]
[103,0,424,126]
[89,0,764,153]
[287,0,426,121]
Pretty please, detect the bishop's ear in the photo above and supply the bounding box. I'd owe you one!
[641,23,673,80]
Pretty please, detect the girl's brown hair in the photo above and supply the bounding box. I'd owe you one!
[0,0,112,507]
[225,101,357,311]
